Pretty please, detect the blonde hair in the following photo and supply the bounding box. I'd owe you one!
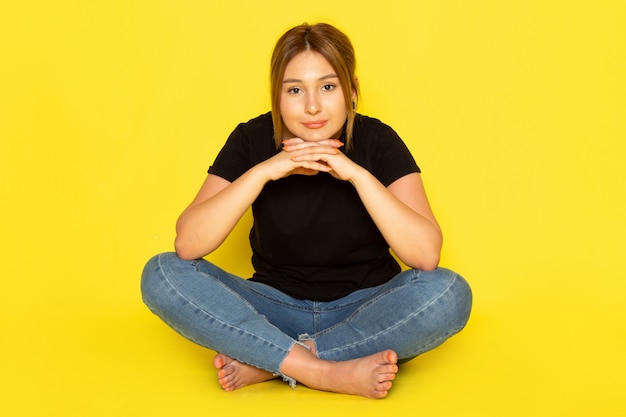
[270,23,360,149]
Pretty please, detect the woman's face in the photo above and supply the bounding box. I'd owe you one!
[280,51,348,142]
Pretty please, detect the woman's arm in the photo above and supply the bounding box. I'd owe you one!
[174,169,265,260]
[353,171,442,270]
[286,141,442,270]
[174,140,342,260]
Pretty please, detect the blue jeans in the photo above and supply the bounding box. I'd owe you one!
[141,252,472,384]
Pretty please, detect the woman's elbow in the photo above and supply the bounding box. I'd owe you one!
[401,247,441,271]
[419,255,440,271]
[413,252,439,271]
[174,235,200,260]
[174,232,218,260]
[174,247,194,261]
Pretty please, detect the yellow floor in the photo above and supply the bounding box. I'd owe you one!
[2,261,624,416]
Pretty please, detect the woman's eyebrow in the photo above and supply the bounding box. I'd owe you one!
[283,73,338,84]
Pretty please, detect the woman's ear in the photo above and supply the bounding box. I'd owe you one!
[351,77,359,110]
[352,76,360,99]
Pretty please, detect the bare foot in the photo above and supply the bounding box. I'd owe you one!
[213,353,277,391]
[213,347,399,398]
[281,347,399,399]
[324,350,399,399]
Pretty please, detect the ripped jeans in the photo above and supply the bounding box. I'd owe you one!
[141,252,472,386]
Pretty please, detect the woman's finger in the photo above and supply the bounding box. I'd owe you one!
[282,138,343,150]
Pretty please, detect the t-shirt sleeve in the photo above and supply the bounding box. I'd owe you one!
[208,113,275,182]
[368,120,421,187]
[207,123,252,182]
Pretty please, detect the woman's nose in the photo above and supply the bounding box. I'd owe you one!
[305,94,321,114]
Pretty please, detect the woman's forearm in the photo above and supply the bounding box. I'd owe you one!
[174,166,269,260]
[350,170,443,270]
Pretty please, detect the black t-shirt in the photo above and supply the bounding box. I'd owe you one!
[209,112,420,301]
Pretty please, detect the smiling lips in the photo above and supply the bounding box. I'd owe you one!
[302,120,328,129]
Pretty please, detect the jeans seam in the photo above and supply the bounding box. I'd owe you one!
[157,254,289,373]
[321,270,459,356]
[240,282,315,312]
[244,281,372,313]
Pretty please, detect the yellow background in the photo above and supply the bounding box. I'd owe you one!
[2,0,625,415]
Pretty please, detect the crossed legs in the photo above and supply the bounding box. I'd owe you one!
[141,253,471,399]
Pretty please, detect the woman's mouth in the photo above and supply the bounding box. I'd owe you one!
[302,120,328,129]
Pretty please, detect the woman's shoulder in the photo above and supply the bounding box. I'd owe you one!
[351,113,420,181]
[233,111,273,137]
[353,113,403,146]
[354,113,387,126]
[210,112,275,180]
[354,113,400,137]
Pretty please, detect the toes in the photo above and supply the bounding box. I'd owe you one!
[214,353,238,369]
[383,350,398,364]
[376,380,392,393]
[381,363,398,374]
[217,364,236,379]
[377,372,396,383]
[370,383,391,399]
[218,369,240,391]
[220,376,240,391]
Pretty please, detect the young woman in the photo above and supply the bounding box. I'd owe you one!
[141,22,472,399]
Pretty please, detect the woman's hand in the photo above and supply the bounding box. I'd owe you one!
[281,138,365,182]
[258,138,343,181]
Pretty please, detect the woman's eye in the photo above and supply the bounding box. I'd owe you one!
[322,84,335,92]
[287,87,301,94]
